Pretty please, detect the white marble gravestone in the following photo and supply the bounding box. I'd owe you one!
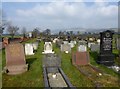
[42,42,54,54]
[88,42,95,48]
[25,43,34,55]
[32,42,38,50]
[78,45,87,52]
[61,44,71,53]
[97,39,100,44]
[63,41,68,44]
[69,43,74,48]
[73,41,77,45]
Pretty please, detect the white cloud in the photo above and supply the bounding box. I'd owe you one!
[6,2,118,31]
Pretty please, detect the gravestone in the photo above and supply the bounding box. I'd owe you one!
[25,43,34,55]
[63,41,68,44]
[117,38,120,50]
[42,42,54,54]
[5,43,28,75]
[98,30,114,66]
[68,42,74,48]
[78,45,87,52]
[74,41,77,45]
[97,39,100,44]
[43,54,61,73]
[56,39,63,48]
[88,42,95,48]
[3,37,9,47]
[60,44,71,53]
[78,40,87,46]
[90,44,100,52]
[32,42,38,50]
[72,52,90,65]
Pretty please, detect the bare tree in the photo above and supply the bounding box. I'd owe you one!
[7,25,19,38]
[32,27,40,38]
[21,27,27,37]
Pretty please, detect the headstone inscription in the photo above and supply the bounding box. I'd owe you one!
[5,43,28,75]
[72,52,90,65]
[25,43,34,55]
[42,42,54,54]
[98,30,114,66]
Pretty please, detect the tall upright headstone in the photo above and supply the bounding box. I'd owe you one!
[25,43,34,55]
[5,43,28,75]
[97,30,114,66]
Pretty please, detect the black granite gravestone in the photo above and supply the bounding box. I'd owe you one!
[97,30,114,66]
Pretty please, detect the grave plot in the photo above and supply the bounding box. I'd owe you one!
[4,43,28,75]
[72,51,119,87]
[42,54,75,88]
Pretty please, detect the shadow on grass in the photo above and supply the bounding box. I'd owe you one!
[26,58,37,70]
[89,51,99,62]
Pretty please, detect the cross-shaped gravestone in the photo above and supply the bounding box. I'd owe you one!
[5,43,28,75]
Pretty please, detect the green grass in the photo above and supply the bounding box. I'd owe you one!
[53,43,94,87]
[2,39,44,87]
[2,39,120,87]
[89,51,120,78]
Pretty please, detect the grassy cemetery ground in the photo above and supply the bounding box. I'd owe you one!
[2,38,44,87]
[2,38,120,87]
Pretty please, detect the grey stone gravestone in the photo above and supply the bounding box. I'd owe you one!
[98,30,114,66]
[117,38,120,50]
[25,43,34,55]
[91,44,100,52]
[5,43,28,75]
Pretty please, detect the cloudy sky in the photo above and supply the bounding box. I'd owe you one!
[2,0,119,33]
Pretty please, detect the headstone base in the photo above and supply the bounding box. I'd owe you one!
[97,54,114,66]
